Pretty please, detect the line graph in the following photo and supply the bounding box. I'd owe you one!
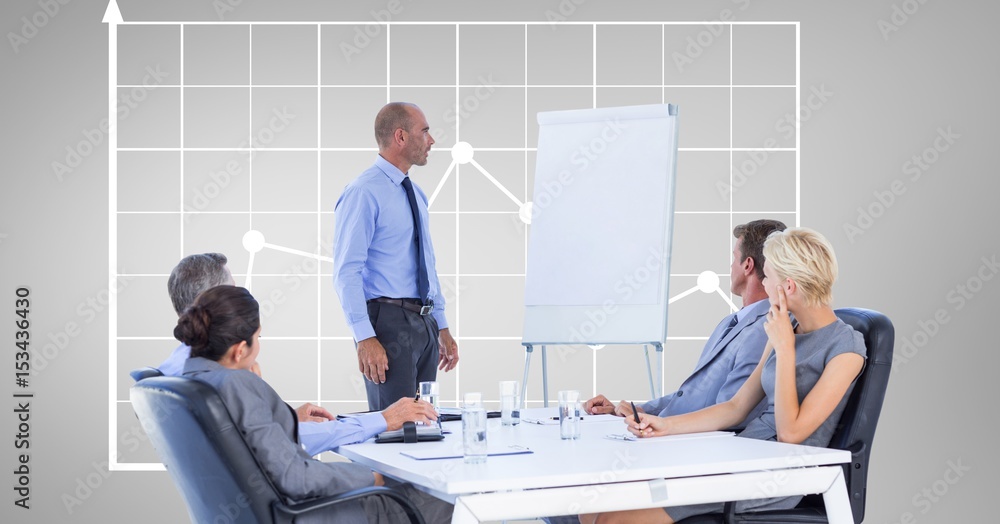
[106,0,799,469]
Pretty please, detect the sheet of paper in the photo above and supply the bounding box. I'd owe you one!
[603,430,735,442]
[400,445,533,461]
[521,407,622,425]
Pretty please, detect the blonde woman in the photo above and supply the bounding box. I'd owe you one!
[582,228,866,524]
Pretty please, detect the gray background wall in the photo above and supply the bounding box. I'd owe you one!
[1,0,996,521]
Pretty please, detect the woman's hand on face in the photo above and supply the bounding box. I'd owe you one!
[764,285,795,356]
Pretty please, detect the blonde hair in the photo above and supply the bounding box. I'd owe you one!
[762,227,838,306]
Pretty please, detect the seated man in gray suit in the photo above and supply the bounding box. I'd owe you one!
[586,219,787,424]
[155,253,437,456]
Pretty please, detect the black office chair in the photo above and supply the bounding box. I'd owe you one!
[130,376,425,524]
[129,366,164,382]
[678,307,894,524]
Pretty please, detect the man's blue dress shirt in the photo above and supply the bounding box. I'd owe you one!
[333,155,448,341]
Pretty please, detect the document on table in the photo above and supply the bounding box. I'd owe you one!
[400,444,533,460]
[604,430,734,442]
[520,407,621,425]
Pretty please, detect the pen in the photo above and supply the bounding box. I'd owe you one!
[630,401,640,424]
[414,388,420,403]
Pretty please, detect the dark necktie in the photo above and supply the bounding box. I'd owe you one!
[401,177,430,304]
[714,313,740,348]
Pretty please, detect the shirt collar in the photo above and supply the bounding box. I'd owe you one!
[737,297,771,323]
[374,154,408,186]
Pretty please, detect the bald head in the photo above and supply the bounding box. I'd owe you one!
[374,102,419,150]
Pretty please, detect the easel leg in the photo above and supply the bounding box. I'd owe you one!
[655,342,664,399]
[643,344,656,399]
[541,345,549,407]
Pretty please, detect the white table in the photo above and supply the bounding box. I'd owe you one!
[337,411,853,523]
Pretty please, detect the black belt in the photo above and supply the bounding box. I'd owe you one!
[369,297,433,316]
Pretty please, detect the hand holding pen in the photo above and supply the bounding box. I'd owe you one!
[624,406,670,438]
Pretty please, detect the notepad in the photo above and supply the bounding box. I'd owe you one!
[400,445,533,460]
[374,424,444,443]
[521,413,620,425]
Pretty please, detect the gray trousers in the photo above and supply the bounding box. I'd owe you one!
[364,300,440,411]
[362,480,453,524]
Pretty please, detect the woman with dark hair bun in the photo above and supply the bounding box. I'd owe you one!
[174,285,260,365]
[177,285,452,523]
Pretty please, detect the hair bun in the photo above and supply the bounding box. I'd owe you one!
[174,305,212,355]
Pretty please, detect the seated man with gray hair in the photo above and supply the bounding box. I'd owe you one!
[153,253,438,456]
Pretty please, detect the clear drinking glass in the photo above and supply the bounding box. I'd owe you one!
[499,380,520,426]
[418,381,440,421]
[558,390,581,440]
[462,392,487,463]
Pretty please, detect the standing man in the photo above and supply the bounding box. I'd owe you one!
[333,102,459,410]
[586,219,787,425]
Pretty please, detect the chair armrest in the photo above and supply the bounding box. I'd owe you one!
[272,486,425,524]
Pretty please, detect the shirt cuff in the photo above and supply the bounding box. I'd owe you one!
[356,412,389,435]
[431,310,448,331]
[350,317,377,342]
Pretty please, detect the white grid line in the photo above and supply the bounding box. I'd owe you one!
[179,25,185,258]
[107,12,119,471]
[454,23,461,400]
[116,147,795,152]
[524,23,529,299]
[117,83,797,88]
[316,23,323,405]
[795,23,801,227]
[115,21,798,26]
[729,24,735,293]
[248,25,253,231]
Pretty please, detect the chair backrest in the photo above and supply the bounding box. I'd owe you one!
[129,367,164,382]
[814,308,894,523]
[131,376,285,524]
